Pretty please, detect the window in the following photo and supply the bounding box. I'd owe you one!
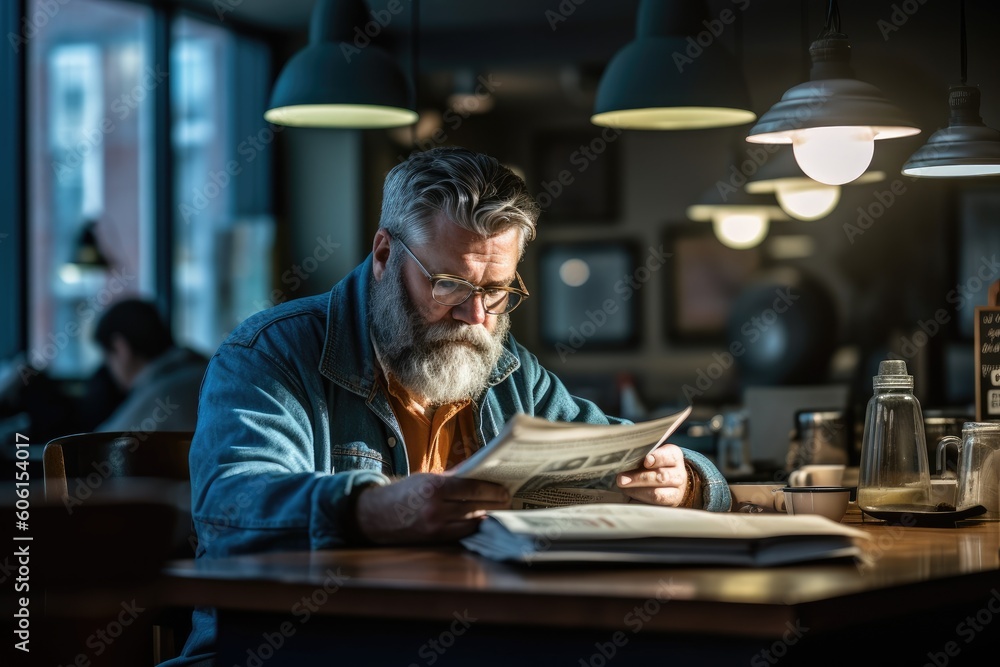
[25,0,274,377]
[27,0,156,377]
[172,15,273,356]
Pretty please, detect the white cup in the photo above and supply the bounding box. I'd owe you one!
[789,464,846,488]
[783,486,851,522]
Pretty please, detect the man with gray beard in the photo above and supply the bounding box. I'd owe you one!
[170,146,730,666]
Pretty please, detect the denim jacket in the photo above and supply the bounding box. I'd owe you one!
[166,254,731,665]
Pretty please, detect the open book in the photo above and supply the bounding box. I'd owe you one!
[448,405,693,509]
[461,503,870,567]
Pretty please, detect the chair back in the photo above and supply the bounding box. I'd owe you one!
[43,431,193,502]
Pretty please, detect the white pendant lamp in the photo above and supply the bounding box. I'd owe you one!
[687,188,788,250]
[746,0,919,185]
[745,146,886,221]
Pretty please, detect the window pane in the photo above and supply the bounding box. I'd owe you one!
[172,16,274,356]
[27,0,156,378]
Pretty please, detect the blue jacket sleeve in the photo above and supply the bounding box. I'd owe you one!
[189,343,389,559]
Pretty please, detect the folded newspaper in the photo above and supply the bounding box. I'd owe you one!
[448,405,693,509]
[460,503,870,567]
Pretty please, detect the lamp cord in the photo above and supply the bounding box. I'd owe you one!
[959,0,967,84]
[410,0,420,150]
[822,0,841,35]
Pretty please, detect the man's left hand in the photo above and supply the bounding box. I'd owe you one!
[616,444,689,506]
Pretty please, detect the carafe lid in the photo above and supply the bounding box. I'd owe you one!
[874,359,913,389]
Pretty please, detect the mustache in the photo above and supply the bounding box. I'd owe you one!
[421,320,500,346]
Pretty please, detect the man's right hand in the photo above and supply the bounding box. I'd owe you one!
[354,473,512,545]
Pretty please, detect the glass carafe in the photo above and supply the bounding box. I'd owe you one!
[856,359,933,512]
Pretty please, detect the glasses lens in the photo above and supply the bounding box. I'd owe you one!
[432,279,473,305]
[483,290,511,313]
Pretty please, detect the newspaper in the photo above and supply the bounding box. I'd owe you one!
[460,502,871,566]
[448,405,692,508]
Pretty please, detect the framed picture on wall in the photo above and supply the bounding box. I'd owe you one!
[537,241,640,354]
[531,130,621,223]
[664,225,763,344]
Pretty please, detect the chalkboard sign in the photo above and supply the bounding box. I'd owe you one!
[974,305,1000,421]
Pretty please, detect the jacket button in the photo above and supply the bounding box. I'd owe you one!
[387,437,397,448]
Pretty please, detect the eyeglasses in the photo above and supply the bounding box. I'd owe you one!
[395,239,529,315]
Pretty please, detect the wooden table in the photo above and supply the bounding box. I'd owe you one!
[162,506,1000,666]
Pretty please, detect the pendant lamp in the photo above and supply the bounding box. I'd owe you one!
[745,146,885,221]
[264,0,418,128]
[591,0,755,130]
[687,187,788,250]
[902,1,1000,178]
[746,0,919,185]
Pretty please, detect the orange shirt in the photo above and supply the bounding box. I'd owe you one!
[382,373,480,474]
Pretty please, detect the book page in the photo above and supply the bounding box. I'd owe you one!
[449,405,693,498]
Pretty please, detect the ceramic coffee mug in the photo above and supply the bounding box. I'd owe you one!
[728,483,786,513]
[782,486,851,522]
[789,464,846,488]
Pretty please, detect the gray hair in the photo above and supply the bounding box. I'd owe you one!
[378,146,539,258]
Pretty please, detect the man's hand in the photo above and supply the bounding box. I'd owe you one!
[355,473,512,545]
[616,444,691,507]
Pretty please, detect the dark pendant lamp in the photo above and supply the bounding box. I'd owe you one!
[264,0,418,128]
[591,0,756,130]
[902,1,1000,178]
[746,0,919,186]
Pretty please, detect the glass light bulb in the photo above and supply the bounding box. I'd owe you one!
[791,126,875,185]
[775,182,841,221]
[712,213,769,249]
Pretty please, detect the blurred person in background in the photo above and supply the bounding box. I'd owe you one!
[92,298,209,433]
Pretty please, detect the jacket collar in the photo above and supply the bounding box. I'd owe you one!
[319,253,519,398]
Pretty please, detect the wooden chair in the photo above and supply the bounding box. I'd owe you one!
[43,431,193,502]
[42,431,196,665]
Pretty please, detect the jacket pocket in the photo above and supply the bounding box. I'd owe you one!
[332,445,390,475]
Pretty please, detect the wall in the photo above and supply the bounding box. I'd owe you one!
[273,0,1000,417]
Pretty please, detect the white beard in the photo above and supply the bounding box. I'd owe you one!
[370,257,509,406]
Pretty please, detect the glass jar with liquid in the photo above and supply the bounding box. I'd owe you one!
[857,359,933,512]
